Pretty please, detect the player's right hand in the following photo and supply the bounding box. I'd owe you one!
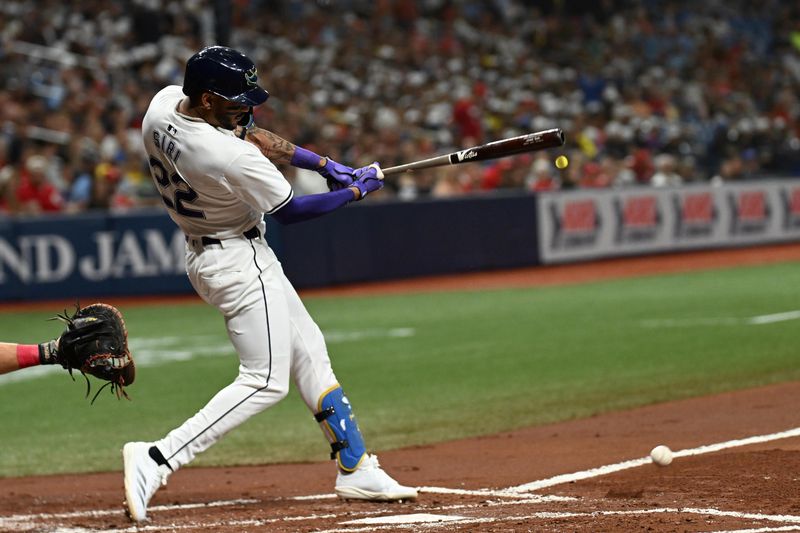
[318,157,356,191]
[351,162,384,200]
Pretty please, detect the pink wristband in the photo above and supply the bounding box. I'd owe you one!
[16,344,40,369]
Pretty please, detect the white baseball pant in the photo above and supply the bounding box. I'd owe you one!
[154,232,338,469]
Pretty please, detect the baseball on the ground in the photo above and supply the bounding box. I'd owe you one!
[650,445,673,466]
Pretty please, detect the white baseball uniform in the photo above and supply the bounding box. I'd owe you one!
[142,85,339,470]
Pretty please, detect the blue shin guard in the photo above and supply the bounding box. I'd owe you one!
[315,385,366,472]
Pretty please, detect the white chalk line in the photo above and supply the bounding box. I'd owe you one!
[4,426,800,531]
[0,491,568,531]
[28,506,800,533]
[509,425,800,493]
[418,486,575,501]
[0,497,544,533]
[289,492,338,500]
[747,310,800,324]
[324,327,416,343]
[640,309,800,328]
[290,486,575,502]
[49,514,341,533]
[6,495,800,533]
[10,513,341,533]
[342,513,466,525]
[0,498,258,526]
[315,508,800,533]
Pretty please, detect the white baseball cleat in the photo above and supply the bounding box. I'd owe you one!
[122,442,171,521]
[335,454,418,501]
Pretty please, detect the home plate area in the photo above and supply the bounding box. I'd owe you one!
[5,451,800,533]
[3,381,800,532]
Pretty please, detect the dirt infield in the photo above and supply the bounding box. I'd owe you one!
[2,243,799,532]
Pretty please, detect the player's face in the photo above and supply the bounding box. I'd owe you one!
[208,95,250,130]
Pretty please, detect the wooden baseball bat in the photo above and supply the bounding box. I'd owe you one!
[381,128,565,176]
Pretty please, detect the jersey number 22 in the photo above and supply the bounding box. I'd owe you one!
[149,157,205,219]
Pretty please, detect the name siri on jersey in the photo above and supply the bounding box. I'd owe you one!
[153,125,181,163]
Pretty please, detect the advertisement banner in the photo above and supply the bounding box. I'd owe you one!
[538,179,800,263]
[0,211,191,301]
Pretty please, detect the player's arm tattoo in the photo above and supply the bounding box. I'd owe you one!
[243,127,296,164]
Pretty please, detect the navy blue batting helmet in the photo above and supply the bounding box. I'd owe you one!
[183,46,269,106]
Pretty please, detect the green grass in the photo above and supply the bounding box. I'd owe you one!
[1,261,799,477]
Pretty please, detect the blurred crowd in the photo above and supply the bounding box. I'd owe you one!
[1,0,800,216]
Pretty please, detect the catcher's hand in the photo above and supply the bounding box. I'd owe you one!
[54,303,135,403]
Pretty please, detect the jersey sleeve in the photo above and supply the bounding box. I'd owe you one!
[221,144,294,214]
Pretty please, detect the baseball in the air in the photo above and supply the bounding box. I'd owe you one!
[650,445,673,466]
[555,155,569,169]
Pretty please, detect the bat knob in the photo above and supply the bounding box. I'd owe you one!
[369,163,385,180]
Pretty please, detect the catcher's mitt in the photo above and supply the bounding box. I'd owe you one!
[54,303,135,403]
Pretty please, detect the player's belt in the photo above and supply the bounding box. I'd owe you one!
[189,226,261,247]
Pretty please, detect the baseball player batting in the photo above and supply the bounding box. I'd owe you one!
[123,46,415,522]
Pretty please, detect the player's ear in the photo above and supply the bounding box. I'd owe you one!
[200,92,215,110]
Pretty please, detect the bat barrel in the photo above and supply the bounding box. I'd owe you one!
[459,128,565,163]
[382,128,565,176]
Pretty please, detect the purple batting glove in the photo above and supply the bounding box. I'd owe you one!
[351,162,384,200]
[318,157,356,191]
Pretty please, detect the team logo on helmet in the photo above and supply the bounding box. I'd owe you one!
[245,67,258,87]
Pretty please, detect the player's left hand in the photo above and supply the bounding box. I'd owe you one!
[351,162,384,200]
[318,158,356,191]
